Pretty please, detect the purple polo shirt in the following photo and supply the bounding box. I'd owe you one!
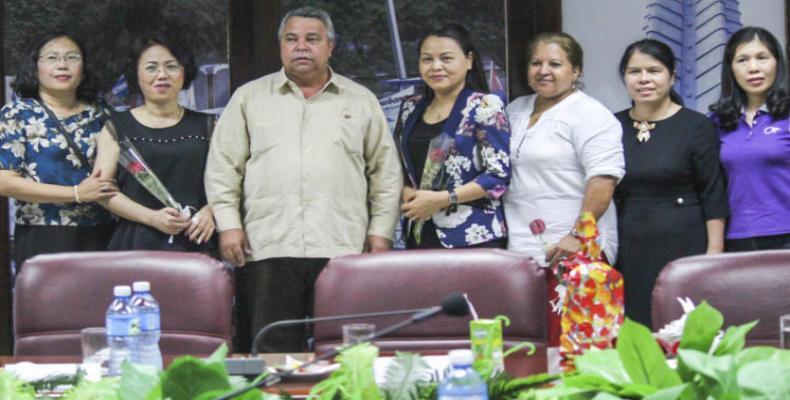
[717,107,790,239]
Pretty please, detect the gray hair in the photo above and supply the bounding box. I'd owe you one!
[277,6,335,42]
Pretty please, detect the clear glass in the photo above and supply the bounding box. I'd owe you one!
[81,327,110,371]
[342,323,375,345]
[780,314,790,349]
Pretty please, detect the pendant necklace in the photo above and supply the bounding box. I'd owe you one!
[633,120,656,143]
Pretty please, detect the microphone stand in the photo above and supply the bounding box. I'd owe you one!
[225,307,426,375]
[215,306,445,400]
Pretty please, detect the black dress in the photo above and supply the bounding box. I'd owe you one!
[614,108,728,327]
[107,110,216,254]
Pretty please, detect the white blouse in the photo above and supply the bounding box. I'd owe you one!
[503,91,625,266]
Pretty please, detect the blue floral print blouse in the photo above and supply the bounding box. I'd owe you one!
[0,98,113,226]
[394,88,511,248]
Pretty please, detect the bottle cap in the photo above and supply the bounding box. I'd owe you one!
[448,349,474,366]
[114,285,132,297]
[132,281,151,292]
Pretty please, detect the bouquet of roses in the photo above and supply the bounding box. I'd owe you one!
[411,132,455,245]
[107,121,192,242]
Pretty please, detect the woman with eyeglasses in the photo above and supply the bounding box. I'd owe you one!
[0,31,117,270]
[94,33,216,253]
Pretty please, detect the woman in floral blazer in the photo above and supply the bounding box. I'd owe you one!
[394,24,511,249]
[0,32,117,270]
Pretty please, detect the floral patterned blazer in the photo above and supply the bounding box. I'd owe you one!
[393,88,511,248]
[0,98,113,226]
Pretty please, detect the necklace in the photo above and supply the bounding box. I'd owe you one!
[139,105,184,128]
[633,120,656,143]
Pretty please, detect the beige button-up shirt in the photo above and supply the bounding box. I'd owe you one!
[205,69,402,261]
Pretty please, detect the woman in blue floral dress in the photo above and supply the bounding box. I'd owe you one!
[0,32,117,270]
[393,24,511,249]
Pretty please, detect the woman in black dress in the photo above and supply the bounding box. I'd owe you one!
[614,39,728,327]
[94,33,216,253]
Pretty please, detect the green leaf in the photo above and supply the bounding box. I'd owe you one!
[160,356,232,400]
[677,349,739,399]
[677,302,723,381]
[679,302,723,353]
[205,343,230,369]
[310,343,382,400]
[616,319,681,388]
[62,377,122,400]
[714,320,758,356]
[120,361,161,400]
[0,370,36,400]
[736,347,790,368]
[643,384,688,400]
[575,349,631,384]
[591,392,623,400]
[380,352,434,400]
[737,360,790,399]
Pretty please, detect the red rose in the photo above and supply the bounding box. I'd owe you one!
[128,161,145,174]
[429,148,445,163]
[529,219,546,235]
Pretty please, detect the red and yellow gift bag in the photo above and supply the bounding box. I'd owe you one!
[558,212,624,370]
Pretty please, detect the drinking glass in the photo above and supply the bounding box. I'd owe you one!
[81,327,111,370]
[342,323,375,345]
[780,314,790,349]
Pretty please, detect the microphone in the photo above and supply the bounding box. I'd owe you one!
[217,293,469,400]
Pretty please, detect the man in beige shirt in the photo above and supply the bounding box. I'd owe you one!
[205,6,402,352]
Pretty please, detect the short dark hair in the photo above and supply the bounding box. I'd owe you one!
[417,24,489,101]
[11,31,99,102]
[710,26,790,131]
[124,32,198,95]
[618,38,684,105]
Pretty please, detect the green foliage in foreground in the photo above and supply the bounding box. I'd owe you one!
[520,302,790,400]
[3,303,789,399]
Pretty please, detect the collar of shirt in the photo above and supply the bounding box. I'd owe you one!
[275,67,344,96]
[739,103,770,118]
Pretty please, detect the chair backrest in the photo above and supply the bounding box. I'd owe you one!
[14,251,233,356]
[313,249,547,353]
[652,250,790,346]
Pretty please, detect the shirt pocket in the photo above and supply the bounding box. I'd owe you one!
[249,121,281,157]
[333,110,368,158]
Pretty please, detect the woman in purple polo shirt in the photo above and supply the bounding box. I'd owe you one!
[710,26,790,251]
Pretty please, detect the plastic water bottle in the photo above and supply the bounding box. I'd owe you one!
[106,285,139,376]
[130,281,163,369]
[438,349,489,400]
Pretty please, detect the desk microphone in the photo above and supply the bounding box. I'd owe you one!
[217,293,470,400]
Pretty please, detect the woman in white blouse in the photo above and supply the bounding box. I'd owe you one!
[504,32,625,267]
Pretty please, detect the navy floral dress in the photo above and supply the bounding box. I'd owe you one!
[0,98,112,226]
[394,88,511,248]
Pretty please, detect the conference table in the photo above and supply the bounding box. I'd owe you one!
[0,347,546,397]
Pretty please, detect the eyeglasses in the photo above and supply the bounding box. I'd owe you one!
[142,63,183,76]
[38,52,83,66]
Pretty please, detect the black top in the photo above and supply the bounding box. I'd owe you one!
[408,116,446,185]
[107,109,216,253]
[613,107,728,327]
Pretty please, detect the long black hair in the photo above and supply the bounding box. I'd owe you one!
[618,38,684,105]
[709,26,790,131]
[416,24,489,101]
[11,31,98,102]
[124,32,198,95]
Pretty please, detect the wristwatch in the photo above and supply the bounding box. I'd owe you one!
[446,190,458,215]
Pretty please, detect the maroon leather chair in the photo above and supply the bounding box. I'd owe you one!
[313,249,548,375]
[14,251,233,356]
[652,250,790,347]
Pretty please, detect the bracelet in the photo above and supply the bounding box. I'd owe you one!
[445,190,458,215]
[73,185,81,204]
[570,228,581,239]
